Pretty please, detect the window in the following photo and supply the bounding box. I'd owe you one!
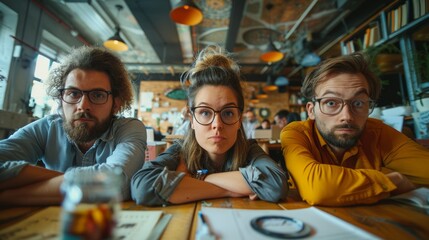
[29,47,63,118]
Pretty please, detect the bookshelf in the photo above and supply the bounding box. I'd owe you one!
[341,17,386,55]
[338,0,429,138]
[341,0,429,55]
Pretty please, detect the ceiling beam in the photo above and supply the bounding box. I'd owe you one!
[225,0,246,52]
[125,0,183,63]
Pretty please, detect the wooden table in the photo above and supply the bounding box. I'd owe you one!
[316,203,429,239]
[1,193,428,239]
[255,139,281,154]
[0,202,196,240]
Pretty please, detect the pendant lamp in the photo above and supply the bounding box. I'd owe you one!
[103,5,128,52]
[170,0,203,26]
[260,40,284,63]
[260,2,284,63]
[250,91,260,104]
[301,52,321,67]
[256,85,268,99]
[263,75,278,92]
[104,27,128,52]
[275,76,289,93]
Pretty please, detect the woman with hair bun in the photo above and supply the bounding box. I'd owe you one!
[131,46,288,206]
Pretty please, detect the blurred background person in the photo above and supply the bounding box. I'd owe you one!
[256,119,271,129]
[274,109,301,130]
[242,109,259,139]
[173,106,191,136]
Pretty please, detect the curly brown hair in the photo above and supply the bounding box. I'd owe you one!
[45,46,133,114]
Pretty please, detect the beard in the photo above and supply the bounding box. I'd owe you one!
[63,112,112,144]
[318,123,362,150]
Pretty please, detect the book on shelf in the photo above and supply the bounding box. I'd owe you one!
[368,21,381,46]
[420,0,428,17]
[412,0,429,20]
[363,28,371,49]
[413,0,420,19]
[401,3,408,28]
[343,40,356,54]
[0,207,172,240]
[387,1,413,33]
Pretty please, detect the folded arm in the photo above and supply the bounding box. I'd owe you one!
[131,142,288,206]
[0,165,64,206]
[168,174,246,204]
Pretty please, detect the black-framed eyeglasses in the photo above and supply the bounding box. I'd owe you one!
[312,97,376,116]
[191,106,242,125]
[59,88,112,105]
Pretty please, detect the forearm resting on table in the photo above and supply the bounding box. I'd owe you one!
[168,176,246,204]
[0,174,64,206]
[204,171,253,195]
[0,165,63,190]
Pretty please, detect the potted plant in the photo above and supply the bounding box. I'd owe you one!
[414,42,429,112]
[414,42,429,90]
[365,43,403,75]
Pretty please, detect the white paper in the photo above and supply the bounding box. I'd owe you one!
[199,207,380,240]
[116,210,164,240]
[391,187,429,209]
[0,207,164,240]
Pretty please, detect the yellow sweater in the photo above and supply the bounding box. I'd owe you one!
[281,118,429,206]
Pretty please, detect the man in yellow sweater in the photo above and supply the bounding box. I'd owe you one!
[281,52,429,206]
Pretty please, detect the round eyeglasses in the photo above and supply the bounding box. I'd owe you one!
[191,106,242,125]
[312,97,376,116]
[60,88,112,105]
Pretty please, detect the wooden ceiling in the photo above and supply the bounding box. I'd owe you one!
[40,0,391,84]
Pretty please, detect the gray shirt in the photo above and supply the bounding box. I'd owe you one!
[0,114,147,200]
[131,140,288,206]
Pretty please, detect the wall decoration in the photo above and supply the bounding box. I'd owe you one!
[164,88,187,100]
[140,92,154,112]
[259,108,270,118]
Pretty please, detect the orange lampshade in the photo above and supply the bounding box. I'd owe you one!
[256,85,268,99]
[263,75,278,92]
[170,0,203,26]
[250,98,260,104]
[103,28,128,52]
[263,85,278,92]
[260,41,284,63]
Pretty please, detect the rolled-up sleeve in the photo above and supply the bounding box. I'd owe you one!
[0,161,29,181]
[239,142,289,202]
[131,144,184,206]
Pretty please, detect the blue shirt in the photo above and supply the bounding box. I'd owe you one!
[0,114,147,200]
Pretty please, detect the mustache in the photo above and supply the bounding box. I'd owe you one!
[73,112,95,120]
[334,124,359,130]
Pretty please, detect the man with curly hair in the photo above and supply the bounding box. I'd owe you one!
[0,46,147,206]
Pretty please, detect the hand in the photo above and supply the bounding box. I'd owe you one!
[386,172,416,196]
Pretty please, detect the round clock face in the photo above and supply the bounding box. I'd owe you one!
[259,108,270,118]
